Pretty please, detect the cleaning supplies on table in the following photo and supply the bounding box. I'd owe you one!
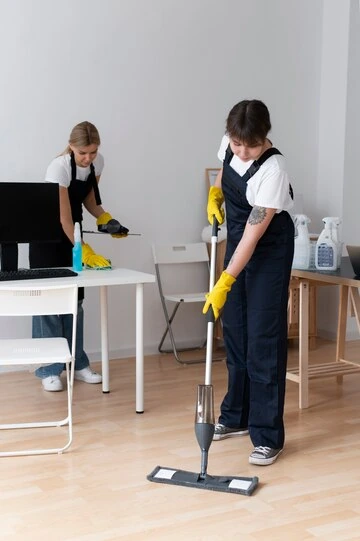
[315,217,341,271]
[292,214,311,270]
[72,222,83,272]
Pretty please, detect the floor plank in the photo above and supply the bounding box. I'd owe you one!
[0,339,359,540]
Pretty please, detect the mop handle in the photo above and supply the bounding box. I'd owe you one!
[209,219,219,291]
[205,217,219,385]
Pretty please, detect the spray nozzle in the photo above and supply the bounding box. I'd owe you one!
[322,216,341,226]
[74,222,81,243]
[294,214,311,227]
[293,214,311,237]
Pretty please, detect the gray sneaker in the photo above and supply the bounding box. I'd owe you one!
[213,423,249,441]
[249,446,283,466]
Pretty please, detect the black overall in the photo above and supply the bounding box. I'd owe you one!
[220,145,294,449]
[29,154,102,300]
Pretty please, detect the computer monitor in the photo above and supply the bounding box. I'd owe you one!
[0,182,62,271]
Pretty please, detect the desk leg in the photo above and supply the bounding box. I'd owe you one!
[100,286,110,393]
[298,281,309,409]
[336,285,348,384]
[136,283,144,414]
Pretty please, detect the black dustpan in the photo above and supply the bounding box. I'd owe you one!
[147,218,259,496]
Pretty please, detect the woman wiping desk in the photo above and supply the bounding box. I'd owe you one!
[30,121,129,392]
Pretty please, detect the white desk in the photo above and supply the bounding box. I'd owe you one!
[1,268,155,413]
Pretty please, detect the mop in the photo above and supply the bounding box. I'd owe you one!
[147,219,259,496]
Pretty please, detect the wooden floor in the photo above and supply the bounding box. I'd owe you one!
[1,339,360,540]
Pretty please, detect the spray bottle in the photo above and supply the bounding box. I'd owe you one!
[72,222,83,272]
[292,214,311,270]
[315,217,337,271]
[327,217,342,268]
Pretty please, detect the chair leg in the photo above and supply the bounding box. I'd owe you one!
[0,362,73,457]
[158,301,225,365]
[158,302,182,352]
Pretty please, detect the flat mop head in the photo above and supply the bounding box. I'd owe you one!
[147,466,259,496]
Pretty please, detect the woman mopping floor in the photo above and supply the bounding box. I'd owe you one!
[147,219,259,496]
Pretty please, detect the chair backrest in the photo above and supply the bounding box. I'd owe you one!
[0,284,78,318]
[152,242,210,296]
[152,242,209,266]
[0,283,79,363]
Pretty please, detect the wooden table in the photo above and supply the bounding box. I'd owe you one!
[288,257,360,408]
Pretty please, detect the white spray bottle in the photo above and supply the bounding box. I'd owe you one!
[292,214,311,269]
[315,217,337,271]
[327,217,342,268]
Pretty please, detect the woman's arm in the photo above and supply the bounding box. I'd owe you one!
[203,205,277,320]
[214,168,223,188]
[226,205,277,277]
[83,175,106,219]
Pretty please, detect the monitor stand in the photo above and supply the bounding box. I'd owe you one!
[0,243,18,271]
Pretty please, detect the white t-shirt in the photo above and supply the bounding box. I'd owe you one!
[218,135,293,213]
[44,152,105,188]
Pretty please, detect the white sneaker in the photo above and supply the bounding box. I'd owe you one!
[42,375,63,392]
[74,366,102,384]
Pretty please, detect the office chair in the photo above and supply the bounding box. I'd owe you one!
[0,283,78,457]
[152,242,224,365]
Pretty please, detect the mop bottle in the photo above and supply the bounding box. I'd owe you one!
[292,214,311,270]
[315,217,337,271]
[72,222,83,272]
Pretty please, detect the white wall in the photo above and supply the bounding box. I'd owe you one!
[1,0,355,357]
[343,0,360,243]
[313,0,360,339]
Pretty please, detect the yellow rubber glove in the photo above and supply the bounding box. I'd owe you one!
[82,243,111,268]
[96,212,129,238]
[207,186,225,225]
[203,271,236,321]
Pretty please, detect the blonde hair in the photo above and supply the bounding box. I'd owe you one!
[61,121,101,155]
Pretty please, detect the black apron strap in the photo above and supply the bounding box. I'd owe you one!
[70,152,102,205]
[89,162,102,205]
[243,148,282,182]
[70,151,77,182]
[223,143,293,199]
[224,144,282,181]
[224,144,234,165]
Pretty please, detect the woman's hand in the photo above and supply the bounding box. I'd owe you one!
[203,271,236,320]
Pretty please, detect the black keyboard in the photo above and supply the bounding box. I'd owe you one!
[0,268,78,282]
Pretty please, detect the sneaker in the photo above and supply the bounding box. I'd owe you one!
[249,446,283,466]
[213,423,249,441]
[42,375,63,392]
[74,366,102,384]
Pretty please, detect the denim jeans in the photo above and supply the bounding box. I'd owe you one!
[33,300,90,379]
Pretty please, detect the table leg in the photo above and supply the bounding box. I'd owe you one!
[298,280,309,409]
[136,283,144,413]
[336,285,348,384]
[100,285,110,393]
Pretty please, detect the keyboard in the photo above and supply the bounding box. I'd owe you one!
[0,268,78,282]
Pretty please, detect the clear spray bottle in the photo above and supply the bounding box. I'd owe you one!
[327,217,342,268]
[72,222,83,272]
[292,214,311,269]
